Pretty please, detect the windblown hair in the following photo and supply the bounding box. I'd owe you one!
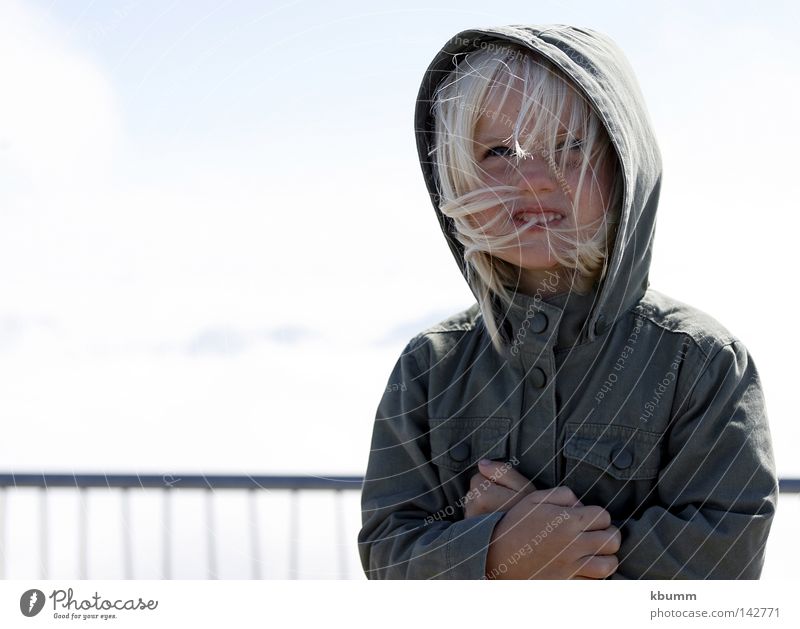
[429,41,624,354]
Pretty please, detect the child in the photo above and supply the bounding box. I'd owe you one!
[358,24,777,579]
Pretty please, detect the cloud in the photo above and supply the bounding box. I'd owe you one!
[375,308,466,346]
[0,314,57,352]
[183,324,319,356]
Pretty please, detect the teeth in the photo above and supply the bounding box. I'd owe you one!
[516,212,563,225]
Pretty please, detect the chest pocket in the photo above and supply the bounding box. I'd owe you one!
[564,422,662,479]
[562,422,662,518]
[429,416,512,473]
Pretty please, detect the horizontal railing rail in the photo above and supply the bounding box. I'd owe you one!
[1,474,797,580]
[4,474,796,491]
[0,473,364,490]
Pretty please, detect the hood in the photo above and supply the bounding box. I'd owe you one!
[414,24,662,345]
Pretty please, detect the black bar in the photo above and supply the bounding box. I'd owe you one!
[0,473,365,491]
[779,478,800,493]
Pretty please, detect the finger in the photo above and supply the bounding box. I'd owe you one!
[478,459,536,493]
[463,482,520,515]
[524,486,582,508]
[574,554,619,579]
[468,472,485,494]
[575,527,621,556]
[572,505,612,531]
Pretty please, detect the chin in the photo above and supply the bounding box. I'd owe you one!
[515,252,560,270]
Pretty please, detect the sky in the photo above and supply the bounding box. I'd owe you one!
[0,0,798,578]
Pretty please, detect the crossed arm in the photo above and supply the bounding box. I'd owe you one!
[463,459,620,579]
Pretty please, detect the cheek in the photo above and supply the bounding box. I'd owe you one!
[466,206,510,231]
[575,161,615,218]
[586,180,609,214]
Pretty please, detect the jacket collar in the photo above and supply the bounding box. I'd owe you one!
[498,280,601,359]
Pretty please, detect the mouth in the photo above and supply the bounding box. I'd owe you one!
[512,209,565,231]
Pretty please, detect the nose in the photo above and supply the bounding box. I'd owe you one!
[509,153,557,195]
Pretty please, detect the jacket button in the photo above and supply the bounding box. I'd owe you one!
[531,311,548,333]
[531,367,547,388]
[448,442,471,462]
[594,315,609,336]
[610,444,633,470]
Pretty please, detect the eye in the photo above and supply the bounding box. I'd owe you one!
[556,137,584,152]
[484,145,514,159]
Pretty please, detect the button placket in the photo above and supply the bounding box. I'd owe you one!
[510,305,561,366]
[530,366,547,388]
[510,300,562,488]
[530,311,548,334]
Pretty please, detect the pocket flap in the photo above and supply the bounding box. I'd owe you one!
[429,417,511,473]
[563,422,662,481]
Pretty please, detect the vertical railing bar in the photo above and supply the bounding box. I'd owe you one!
[0,475,412,580]
[334,488,347,580]
[40,488,48,579]
[121,487,132,579]
[289,489,298,580]
[162,487,171,580]
[0,487,6,579]
[79,487,88,580]
[248,487,261,580]
[206,488,217,579]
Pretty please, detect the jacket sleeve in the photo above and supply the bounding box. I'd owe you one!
[358,335,506,579]
[611,340,778,579]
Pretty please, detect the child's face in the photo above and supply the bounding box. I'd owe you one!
[470,82,615,279]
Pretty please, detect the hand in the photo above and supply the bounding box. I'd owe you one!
[485,489,620,579]
[463,459,583,519]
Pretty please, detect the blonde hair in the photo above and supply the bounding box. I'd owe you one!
[429,41,624,354]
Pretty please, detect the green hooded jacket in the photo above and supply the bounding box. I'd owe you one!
[358,24,778,579]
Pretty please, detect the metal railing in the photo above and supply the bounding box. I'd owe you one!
[0,473,363,580]
[0,474,796,580]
